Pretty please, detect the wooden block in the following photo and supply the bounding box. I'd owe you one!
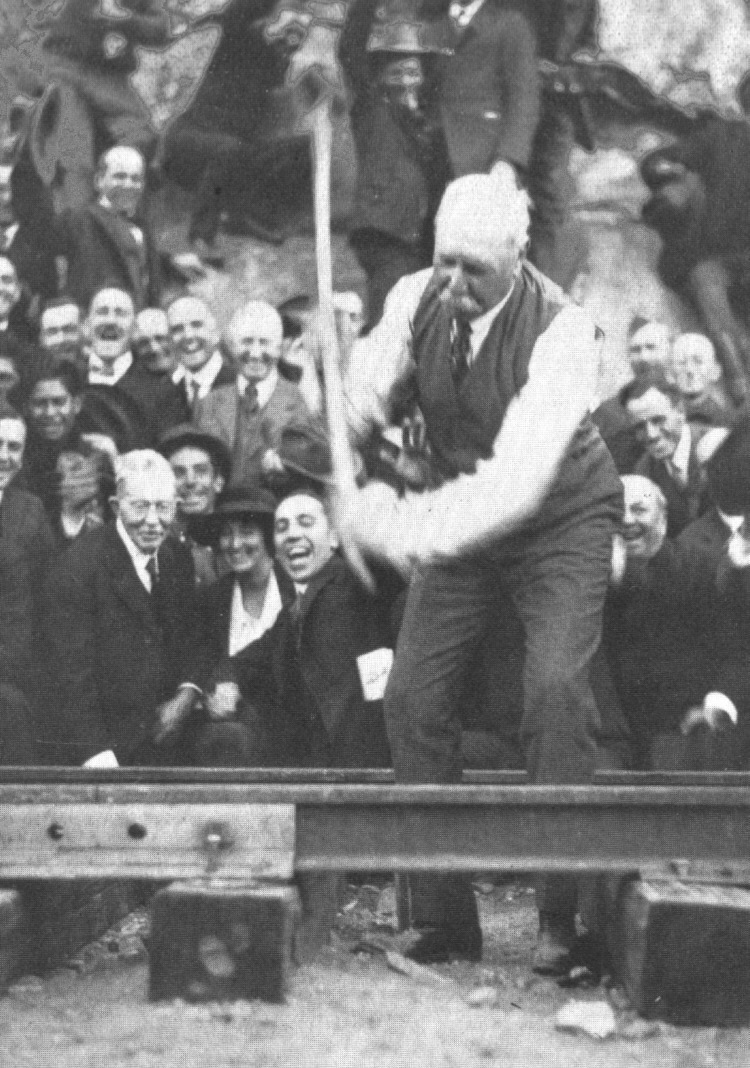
[0,889,29,989]
[610,878,750,1025]
[149,880,301,1004]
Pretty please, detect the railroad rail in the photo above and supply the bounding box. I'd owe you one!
[0,768,748,883]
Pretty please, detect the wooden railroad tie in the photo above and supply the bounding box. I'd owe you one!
[0,769,749,1014]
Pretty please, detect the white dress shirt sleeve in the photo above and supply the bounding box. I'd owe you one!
[355,304,602,564]
[344,269,432,442]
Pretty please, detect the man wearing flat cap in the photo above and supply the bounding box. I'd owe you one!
[158,423,232,588]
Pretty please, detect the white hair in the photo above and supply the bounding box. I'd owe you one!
[434,169,531,262]
[115,450,176,499]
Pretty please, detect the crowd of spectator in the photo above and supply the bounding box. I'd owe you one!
[1,152,750,778]
[2,1,750,783]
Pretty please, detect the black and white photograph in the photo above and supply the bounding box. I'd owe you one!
[1,0,750,1062]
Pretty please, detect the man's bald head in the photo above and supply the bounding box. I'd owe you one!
[167,297,218,372]
[95,146,145,219]
[225,301,283,383]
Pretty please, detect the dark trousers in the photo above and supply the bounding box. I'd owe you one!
[384,507,616,931]
[527,102,586,293]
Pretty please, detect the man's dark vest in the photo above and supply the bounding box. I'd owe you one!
[411,261,621,535]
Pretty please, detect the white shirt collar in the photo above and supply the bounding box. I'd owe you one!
[88,350,133,385]
[449,0,487,28]
[228,571,283,656]
[717,507,744,535]
[0,319,8,332]
[172,349,226,398]
[668,422,692,482]
[116,516,158,592]
[463,281,516,362]
[1,223,19,248]
[237,368,278,409]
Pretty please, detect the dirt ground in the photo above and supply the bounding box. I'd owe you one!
[3,881,750,1067]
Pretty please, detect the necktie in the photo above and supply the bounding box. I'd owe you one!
[450,318,473,386]
[145,555,159,594]
[241,382,259,412]
[186,378,199,408]
[146,555,167,634]
[289,589,304,650]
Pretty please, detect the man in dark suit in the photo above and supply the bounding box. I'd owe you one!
[607,472,750,771]
[621,373,709,537]
[55,146,161,311]
[0,401,56,584]
[83,284,186,447]
[194,301,309,486]
[339,0,540,324]
[42,450,197,766]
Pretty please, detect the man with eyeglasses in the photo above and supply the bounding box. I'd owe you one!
[42,450,197,766]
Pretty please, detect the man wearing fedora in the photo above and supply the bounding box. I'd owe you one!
[158,424,232,588]
[194,301,310,487]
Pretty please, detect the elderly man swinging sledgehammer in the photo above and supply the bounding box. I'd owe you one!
[338,168,623,971]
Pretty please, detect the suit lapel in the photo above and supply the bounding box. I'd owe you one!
[89,205,141,298]
[105,525,157,628]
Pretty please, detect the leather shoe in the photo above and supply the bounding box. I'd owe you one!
[532,913,576,976]
[405,926,482,964]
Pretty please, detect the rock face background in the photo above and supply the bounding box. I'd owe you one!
[3,0,750,126]
[2,0,750,393]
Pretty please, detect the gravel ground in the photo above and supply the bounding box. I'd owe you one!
[3,882,749,1067]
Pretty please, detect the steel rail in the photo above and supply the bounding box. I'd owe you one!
[0,777,748,881]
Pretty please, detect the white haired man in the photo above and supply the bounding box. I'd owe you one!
[342,169,622,970]
[43,450,197,766]
[194,301,310,486]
